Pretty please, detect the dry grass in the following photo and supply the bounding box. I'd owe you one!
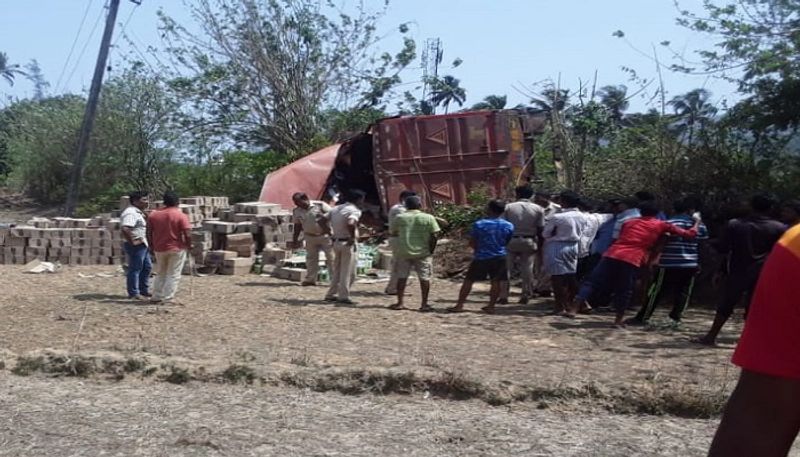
[0,263,755,455]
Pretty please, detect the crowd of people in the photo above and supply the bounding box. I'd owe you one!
[119,186,797,343]
[282,186,797,343]
[117,188,800,452]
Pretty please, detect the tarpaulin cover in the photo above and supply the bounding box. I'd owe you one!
[258,144,340,208]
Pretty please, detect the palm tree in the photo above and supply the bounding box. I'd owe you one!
[669,88,718,146]
[471,94,507,110]
[531,88,569,114]
[598,85,629,126]
[0,52,26,86]
[430,75,466,114]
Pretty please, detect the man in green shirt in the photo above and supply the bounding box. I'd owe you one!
[388,195,441,312]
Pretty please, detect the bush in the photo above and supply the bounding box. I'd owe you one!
[433,184,491,233]
[170,150,292,203]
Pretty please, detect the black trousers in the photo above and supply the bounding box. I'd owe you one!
[634,267,697,322]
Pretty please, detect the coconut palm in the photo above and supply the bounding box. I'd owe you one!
[598,85,629,126]
[0,52,26,86]
[471,94,507,110]
[669,88,718,146]
[430,75,466,114]
[531,88,569,113]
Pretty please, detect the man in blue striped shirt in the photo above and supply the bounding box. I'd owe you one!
[631,198,708,326]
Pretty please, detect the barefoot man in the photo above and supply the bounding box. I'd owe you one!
[387,195,440,312]
[448,200,514,314]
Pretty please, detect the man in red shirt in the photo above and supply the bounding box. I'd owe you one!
[146,191,192,304]
[565,202,701,327]
[707,224,800,456]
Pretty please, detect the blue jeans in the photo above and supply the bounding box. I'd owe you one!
[124,242,152,297]
[576,257,638,313]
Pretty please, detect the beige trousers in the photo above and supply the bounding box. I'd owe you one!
[326,241,357,301]
[153,250,186,301]
[304,234,333,284]
[385,237,399,294]
[501,237,537,300]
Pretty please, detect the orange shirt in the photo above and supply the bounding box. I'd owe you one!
[148,207,191,252]
[732,224,800,380]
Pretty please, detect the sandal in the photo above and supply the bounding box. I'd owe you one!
[445,307,464,313]
[481,306,495,315]
[418,305,434,313]
[387,303,406,310]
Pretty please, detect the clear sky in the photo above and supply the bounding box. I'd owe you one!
[0,0,738,113]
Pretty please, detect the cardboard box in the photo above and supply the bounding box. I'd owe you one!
[10,226,35,237]
[72,238,93,248]
[225,233,252,245]
[273,267,306,282]
[49,237,72,248]
[92,247,114,257]
[50,247,71,257]
[92,238,116,248]
[25,247,48,259]
[232,213,256,223]
[70,256,108,266]
[71,247,92,258]
[43,229,74,239]
[231,246,254,258]
[6,255,26,265]
[219,264,252,275]
[202,221,237,234]
[5,246,25,257]
[6,236,28,247]
[28,238,50,248]
[234,222,254,234]
[262,248,289,265]
[205,250,238,266]
[223,257,254,268]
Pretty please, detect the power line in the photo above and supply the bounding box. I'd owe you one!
[108,1,140,74]
[112,1,138,49]
[61,0,108,93]
[55,0,94,93]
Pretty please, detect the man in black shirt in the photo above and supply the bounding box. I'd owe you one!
[695,194,786,346]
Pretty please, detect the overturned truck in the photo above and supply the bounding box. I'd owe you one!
[259,109,546,216]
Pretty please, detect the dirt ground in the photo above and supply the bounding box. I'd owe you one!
[1,263,797,456]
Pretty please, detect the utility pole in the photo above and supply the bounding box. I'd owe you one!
[63,0,122,216]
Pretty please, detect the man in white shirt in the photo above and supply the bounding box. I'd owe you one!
[542,191,585,314]
[120,191,152,300]
[324,189,366,305]
[385,189,417,295]
[532,191,562,296]
[291,192,333,286]
[499,185,545,304]
[577,199,614,280]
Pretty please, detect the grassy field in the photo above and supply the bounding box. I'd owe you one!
[0,263,794,456]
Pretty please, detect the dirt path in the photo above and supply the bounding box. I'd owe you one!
[0,373,730,457]
[1,264,775,455]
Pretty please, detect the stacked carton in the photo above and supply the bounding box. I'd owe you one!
[0,221,125,265]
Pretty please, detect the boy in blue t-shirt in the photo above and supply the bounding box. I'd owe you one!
[448,199,514,314]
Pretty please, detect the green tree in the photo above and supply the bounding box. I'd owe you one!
[157,0,415,155]
[471,94,507,110]
[429,75,466,114]
[598,85,629,126]
[668,88,717,148]
[675,0,800,130]
[24,59,49,100]
[0,52,25,86]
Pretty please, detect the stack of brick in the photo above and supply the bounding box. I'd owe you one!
[180,196,229,220]
[0,221,125,265]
